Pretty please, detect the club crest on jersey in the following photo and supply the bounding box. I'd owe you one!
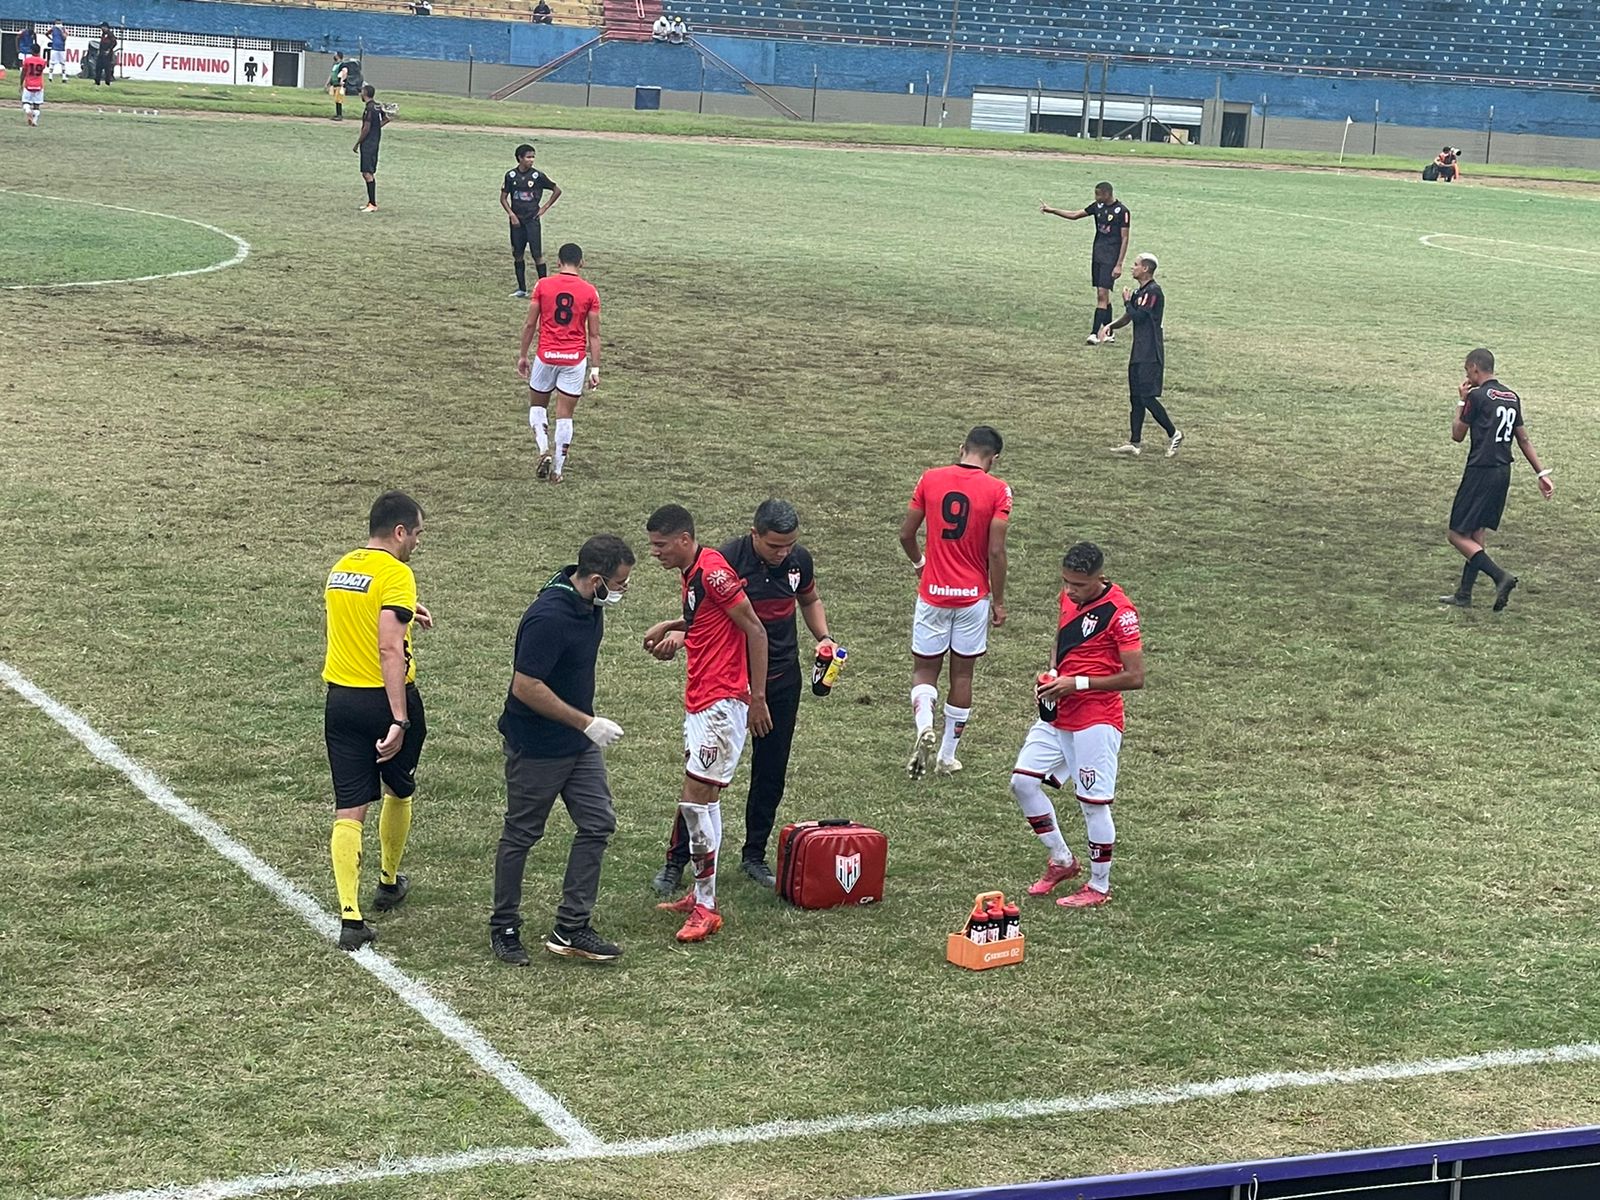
[1078,767,1097,790]
[835,852,861,894]
[1081,613,1100,637]
[697,743,720,769]
[787,567,801,593]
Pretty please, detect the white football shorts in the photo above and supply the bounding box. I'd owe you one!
[23,88,44,106]
[911,596,991,658]
[529,355,586,398]
[1012,720,1122,803]
[683,697,749,788]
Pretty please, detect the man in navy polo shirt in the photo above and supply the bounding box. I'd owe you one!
[652,498,834,892]
[490,534,635,965]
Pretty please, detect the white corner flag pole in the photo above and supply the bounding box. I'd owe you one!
[1337,115,1354,171]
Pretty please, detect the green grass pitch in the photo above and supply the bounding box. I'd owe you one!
[4,99,1600,1200]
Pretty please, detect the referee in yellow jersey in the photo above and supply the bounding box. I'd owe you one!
[323,491,433,951]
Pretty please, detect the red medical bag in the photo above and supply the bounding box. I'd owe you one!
[776,819,887,909]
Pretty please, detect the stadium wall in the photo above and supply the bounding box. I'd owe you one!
[18,0,1600,155]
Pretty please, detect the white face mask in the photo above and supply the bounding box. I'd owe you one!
[592,578,625,607]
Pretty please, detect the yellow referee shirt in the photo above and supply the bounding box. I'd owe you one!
[323,547,418,688]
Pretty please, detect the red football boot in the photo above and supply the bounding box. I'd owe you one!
[656,890,698,914]
[1056,884,1110,909]
[1027,858,1081,896]
[676,904,724,942]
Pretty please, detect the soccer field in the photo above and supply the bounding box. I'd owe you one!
[5,104,1600,1200]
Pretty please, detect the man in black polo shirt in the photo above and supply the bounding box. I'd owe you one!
[500,143,562,299]
[652,499,834,892]
[1106,252,1182,457]
[1041,181,1130,346]
[1440,347,1554,610]
[491,534,635,964]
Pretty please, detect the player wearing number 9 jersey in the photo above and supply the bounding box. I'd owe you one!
[517,242,601,486]
[1441,347,1553,611]
[898,425,1011,780]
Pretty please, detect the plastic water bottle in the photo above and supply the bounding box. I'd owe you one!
[1037,670,1059,722]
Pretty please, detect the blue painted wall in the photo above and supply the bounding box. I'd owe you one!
[12,0,1595,136]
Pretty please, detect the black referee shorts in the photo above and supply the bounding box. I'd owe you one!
[1092,253,1119,290]
[1129,359,1164,399]
[510,217,542,260]
[325,683,426,810]
[1449,465,1511,534]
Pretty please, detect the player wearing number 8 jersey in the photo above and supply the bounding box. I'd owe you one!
[899,426,1011,780]
[1440,348,1553,611]
[517,242,601,485]
[1012,541,1144,909]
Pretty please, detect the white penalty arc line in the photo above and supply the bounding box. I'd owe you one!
[1419,233,1600,274]
[0,660,599,1150]
[60,1042,1600,1200]
[0,188,251,290]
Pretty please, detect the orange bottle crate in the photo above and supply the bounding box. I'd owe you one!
[946,890,1025,970]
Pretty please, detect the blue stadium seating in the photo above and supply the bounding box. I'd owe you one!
[682,0,1600,82]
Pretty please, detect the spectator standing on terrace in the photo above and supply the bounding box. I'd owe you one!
[48,21,67,84]
[651,13,670,39]
[533,0,555,22]
[328,52,351,121]
[95,23,116,86]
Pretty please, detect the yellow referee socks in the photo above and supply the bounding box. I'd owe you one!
[378,793,413,887]
[331,818,364,922]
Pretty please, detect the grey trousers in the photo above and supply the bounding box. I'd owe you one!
[490,741,617,932]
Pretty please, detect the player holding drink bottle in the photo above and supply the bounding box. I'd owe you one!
[1010,542,1144,909]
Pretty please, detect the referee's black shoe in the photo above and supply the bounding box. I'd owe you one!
[491,925,531,966]
[1493,574,1519,612]
[545,925,622,962]
[338,921,378,952]
[372,874,411,913]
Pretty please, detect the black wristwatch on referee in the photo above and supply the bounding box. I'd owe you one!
[391,718,411,730]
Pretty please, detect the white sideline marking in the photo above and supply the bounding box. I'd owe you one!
[63,1040,1600,1200]
[0,660,599,1150]
[0,188,251,290]
[1419,233,1600,274]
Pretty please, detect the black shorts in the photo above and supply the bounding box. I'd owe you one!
[359,141,380,174]
[1450,465,1511,534]
[325,682,426,809]
[1129,359,1164,398]
[1092,253,1119,289]
[510,217,542,259]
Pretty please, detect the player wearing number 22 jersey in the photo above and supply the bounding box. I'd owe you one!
[1440,347,1553,612]
[898,425,1011,781]
[517,242,601,486]
[1011,541,1144,910]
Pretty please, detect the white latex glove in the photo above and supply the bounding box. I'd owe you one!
[584,716,624,748]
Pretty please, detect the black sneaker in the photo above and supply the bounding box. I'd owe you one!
[545,925,622,962]
[338,921,377,952]
[491,925,530,966]
[741,858,777,889]
[651,862,684,897]
[371,874,410,912]
[1493,574,1519,612]
[1438,593,1472,607]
